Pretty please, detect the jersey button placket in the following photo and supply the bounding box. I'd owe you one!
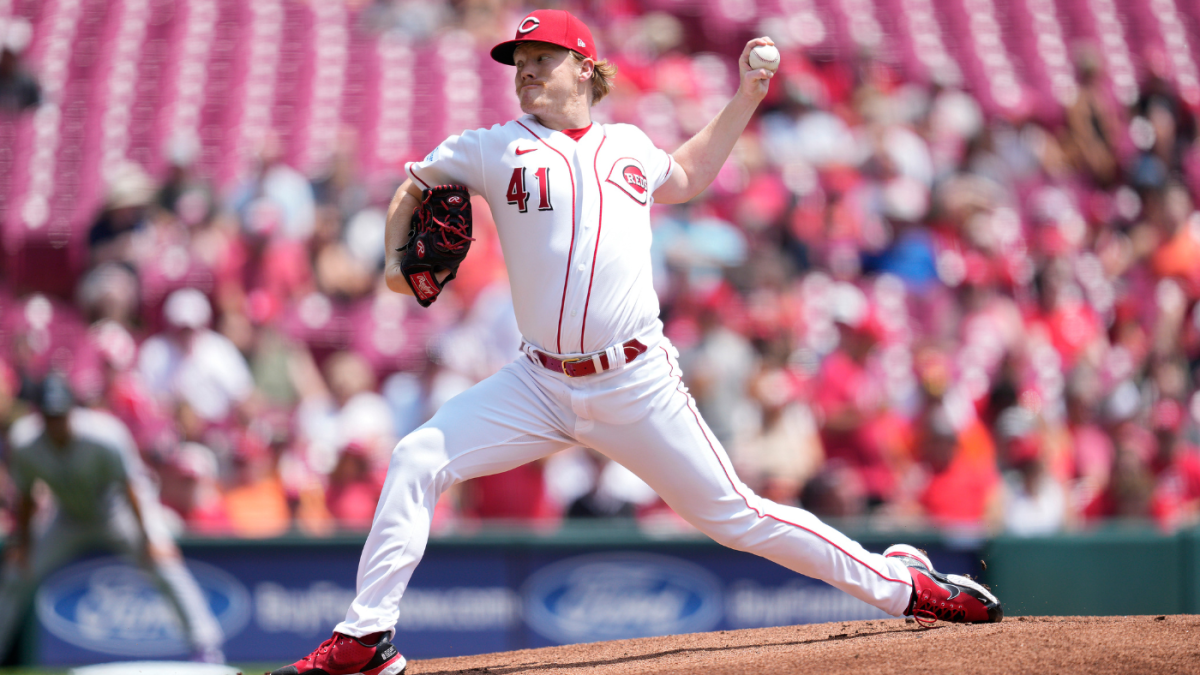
[566,150,587,346]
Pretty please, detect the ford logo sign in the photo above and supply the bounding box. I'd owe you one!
[522,553,722,643]
[36,557,251,657]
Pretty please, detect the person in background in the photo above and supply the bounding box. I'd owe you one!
[325,441,385,531]
[158,441,232,535]
[0,374,224,662]
[812,305,895,506]
[1148,399,1200,532]
[1092,422,1157,520]
[733,356,824,507]
[222,429,291,538]
[1062,44,1121,188]
[1063,368,1115,521]
[138,288,256,430]
[88,163,158,267]
[990,406,1067,536]
[913,405,1000,531]
[0,18,39,114]
[228,132,317,242]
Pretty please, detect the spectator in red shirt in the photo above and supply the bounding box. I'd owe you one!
[159,442,232,536]
[915,406,1000,530]
[813,302,896,505]
[1148,399,1200,531]
[325,441,384,531]
[1087,421,1157,520]
[461,461,558,523]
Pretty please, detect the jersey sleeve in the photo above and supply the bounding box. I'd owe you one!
[645,142,674,194]
[621,124,675,193]
[406,129,488,198]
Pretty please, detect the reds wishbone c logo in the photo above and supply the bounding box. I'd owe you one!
[623,166,648,193]
[606,158,651,205]
[518,17,539,34]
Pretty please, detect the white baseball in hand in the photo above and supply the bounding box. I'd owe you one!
[749,44,780,72]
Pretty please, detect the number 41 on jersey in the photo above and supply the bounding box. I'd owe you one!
[507,167,552,212]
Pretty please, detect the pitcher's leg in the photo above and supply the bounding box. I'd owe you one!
[586,347,913,616]
[336,362,573,637]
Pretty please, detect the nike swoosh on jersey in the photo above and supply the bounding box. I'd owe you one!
[516,147,538,155]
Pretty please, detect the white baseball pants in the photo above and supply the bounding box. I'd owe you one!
[337,334,914,636]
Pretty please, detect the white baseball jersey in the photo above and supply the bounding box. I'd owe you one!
[406,114,672,355]
[338,114,919,645]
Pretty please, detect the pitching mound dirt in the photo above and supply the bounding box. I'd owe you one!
[408,615,1200,675]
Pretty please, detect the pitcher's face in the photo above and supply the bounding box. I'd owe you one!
[513,43,584,116]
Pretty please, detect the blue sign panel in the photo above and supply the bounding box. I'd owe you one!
[522,552,724,644]
[34,556,251,663]
[30,539,977,666]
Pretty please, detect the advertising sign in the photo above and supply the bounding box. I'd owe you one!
[31,538,977,665]
[521,552,725,643]
[36,558,250,659]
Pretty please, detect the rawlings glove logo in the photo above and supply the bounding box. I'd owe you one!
[416,240,426,258]
[410,272,438,300]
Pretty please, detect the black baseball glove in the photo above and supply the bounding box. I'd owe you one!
[398,184,474,307]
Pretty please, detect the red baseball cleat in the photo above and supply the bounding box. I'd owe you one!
[884,544,1003,626]
[268,631,406,675]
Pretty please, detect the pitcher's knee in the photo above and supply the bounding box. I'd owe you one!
[694,512,764,552]
[389,427,449,479]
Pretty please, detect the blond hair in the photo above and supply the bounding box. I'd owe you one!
[572,51,617,105]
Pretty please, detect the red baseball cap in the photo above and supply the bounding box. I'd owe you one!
[490,10,597,65]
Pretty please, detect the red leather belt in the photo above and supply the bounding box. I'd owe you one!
[531,339,648,378]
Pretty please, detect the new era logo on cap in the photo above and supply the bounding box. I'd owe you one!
[490,9,597,65]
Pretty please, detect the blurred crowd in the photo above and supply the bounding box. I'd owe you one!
[1,1,1200,541]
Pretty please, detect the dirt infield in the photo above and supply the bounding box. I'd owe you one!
[408,615,1200,675]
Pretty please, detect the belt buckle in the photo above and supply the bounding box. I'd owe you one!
[558,355,586,377]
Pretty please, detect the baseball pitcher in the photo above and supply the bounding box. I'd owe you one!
[270,10,1001,675]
